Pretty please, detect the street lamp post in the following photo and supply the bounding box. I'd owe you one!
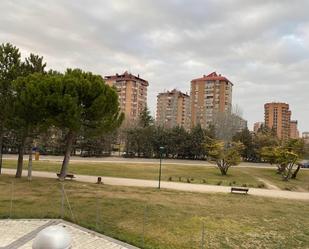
[158,146,164,189]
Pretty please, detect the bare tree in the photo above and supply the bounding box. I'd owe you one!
[212,106,247,142]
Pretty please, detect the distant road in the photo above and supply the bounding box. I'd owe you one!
[3,154,277,168]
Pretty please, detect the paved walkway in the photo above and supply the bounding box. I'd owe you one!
[0,219,138,249]
[2,168,309,201]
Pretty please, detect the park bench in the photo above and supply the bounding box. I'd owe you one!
[231,187,249,194]
[56,173,75,180]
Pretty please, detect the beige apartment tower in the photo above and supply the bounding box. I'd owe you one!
[289,120,299,139]
[104,71,148,123]
[156,89,190,129]
[253,122,264,133]
[303,132,309,144]
[264,102,291,140]
[190,72,233,129]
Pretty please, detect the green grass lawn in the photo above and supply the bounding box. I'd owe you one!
[0,175,308,249]
[243,167,309,192]
[3,159,309,191]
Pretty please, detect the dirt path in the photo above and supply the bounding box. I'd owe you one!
[2,168,309,201]
[256,177,281,190]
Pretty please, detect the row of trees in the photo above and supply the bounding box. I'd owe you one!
[0,43,123,179]
[124,109,307,180]
[124,111,294,161]
[2,128,117,157]
[125,124,215,159]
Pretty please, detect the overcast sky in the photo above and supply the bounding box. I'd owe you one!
[1,0,308,132]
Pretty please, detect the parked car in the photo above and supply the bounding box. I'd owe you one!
[122,151,135,158]
[300,162,309,168]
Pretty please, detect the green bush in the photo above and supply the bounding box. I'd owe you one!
[257,183,265,188]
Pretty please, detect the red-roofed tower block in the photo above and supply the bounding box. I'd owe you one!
[156,89,190,130]
[104,71,148,124]
[190,72,233,129]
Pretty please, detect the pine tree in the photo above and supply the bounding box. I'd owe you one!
[0,43,22,174]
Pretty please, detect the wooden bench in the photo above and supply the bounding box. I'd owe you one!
[231,187,249,194]
[56,173,75,180]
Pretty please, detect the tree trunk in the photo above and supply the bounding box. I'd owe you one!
[15,135,27,178]
[59,130,75,180]
[27,145,33,181]
[224,166,229,175]
[277,164,286,174]
[217,160,227,175]
[282,161,296,181]
[291,164,301,179]
[0,128,3,175]
[220,168,227,175]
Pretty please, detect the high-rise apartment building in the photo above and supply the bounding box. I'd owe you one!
[156,89,190,129]
[253,122,264,133]
[234,115,248,132]
[302,132,309,144]
[290,120,299,139]
[264,102,291,139]
[190,72,233,129]
[104,71,148,123]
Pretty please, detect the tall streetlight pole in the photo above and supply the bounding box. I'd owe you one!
[158,146,164,189]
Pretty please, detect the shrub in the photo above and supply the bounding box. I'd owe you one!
[257,183,265,188]
[168,177,173,181]
[217,181,222,186]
